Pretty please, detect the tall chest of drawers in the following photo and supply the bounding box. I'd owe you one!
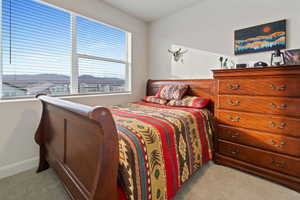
[213,66,300,192]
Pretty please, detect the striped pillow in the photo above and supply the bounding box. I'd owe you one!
[167,96,210,108]
[155,84,188,100]
[143,96,168,105]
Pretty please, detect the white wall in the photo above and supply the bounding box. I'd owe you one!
[0,0,148,179]
[148,0,300,79]
[170,45,236,79]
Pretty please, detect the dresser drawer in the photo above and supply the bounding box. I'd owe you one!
[218,140,300,178]
[218,78,300,97]
[218,95,300,117]
[216,110,300,137]
[217,125,300,157]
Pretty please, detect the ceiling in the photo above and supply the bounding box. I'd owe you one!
[102,0,201,22]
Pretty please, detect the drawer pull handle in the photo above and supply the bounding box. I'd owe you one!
[227,84,240,90]
[270,158,286,168]
[269,139,286,148]
[228,116,240,122]
[231,132,240,138]
[269,121,276,127]
[231,148,240,155]
[278,122,287,129]
[269,84,287,91]
[269,121,286,129]
[270,103,288,110]
[227,99,240,106]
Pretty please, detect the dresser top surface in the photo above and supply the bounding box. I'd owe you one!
[213,65,300,78]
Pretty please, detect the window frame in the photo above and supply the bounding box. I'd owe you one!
[0,0,132,100]
[0,0,3,99]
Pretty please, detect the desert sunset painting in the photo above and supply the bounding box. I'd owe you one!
[234,20,286,55]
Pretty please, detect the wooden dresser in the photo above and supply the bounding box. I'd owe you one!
[213,66,300,192]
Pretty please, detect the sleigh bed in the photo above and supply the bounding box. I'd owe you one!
[35,79,216,200]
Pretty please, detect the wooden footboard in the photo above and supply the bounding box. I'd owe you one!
[35,95,119,200]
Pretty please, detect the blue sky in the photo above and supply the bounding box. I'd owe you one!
[2,0,126,78]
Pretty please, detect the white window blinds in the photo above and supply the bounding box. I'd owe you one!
[76,16,128,94]
[77,16,126,61]
[2,0,71,98]
[0,0,130,99]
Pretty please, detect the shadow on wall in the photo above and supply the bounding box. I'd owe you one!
[0,101,42,173]
[170,45,237,79]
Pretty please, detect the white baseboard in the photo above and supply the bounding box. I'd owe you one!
[0,157,39,180]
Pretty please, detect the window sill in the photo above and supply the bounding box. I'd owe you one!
[0,91,132,104]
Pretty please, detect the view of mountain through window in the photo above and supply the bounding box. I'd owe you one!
[0,0,129,99]
[76,15,127,95]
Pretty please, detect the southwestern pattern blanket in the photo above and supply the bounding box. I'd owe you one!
[110,101,214,200]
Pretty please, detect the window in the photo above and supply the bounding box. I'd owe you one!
[76,16,129,94]
[0,0,131,99]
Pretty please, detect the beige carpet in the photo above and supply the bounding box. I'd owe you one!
[0,162,299,200]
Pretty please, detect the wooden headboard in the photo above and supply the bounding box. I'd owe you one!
[147,79,215,112]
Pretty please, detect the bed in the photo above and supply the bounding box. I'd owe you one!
[35,79,216,200]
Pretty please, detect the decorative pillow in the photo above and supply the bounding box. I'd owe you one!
[155,84,189,100]
[167,96,210,108]
[143,96,168,105]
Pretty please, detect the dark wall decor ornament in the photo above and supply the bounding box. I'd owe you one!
[254,61,268,67]
[236,63,248,69]
[234,20,287,55]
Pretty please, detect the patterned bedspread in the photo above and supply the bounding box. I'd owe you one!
[109,101,214,200]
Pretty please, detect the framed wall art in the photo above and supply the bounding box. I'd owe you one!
[234,20,286,55]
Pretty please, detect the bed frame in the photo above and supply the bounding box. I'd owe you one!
[35,79,215,200]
